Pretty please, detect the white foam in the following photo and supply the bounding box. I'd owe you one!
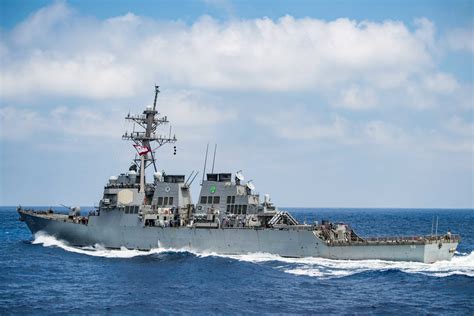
[32,233,174,258]
[32,233,474,278]
[195,251,474,279]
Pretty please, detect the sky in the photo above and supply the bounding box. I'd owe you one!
[0,0,473,208]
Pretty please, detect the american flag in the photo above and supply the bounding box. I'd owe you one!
[133,145,151,156]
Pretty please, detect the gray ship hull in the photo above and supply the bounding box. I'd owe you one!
[20,210,457,263]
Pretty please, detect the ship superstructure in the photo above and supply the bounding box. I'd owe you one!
[18,86,460,263]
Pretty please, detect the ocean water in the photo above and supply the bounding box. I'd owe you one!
[1,207,473,315]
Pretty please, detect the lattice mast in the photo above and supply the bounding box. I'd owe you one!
[122,86,177,192]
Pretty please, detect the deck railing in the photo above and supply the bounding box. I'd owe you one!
[327,234,460,246]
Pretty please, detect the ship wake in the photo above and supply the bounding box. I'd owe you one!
[211,251,474,278]
[32,232,473,278]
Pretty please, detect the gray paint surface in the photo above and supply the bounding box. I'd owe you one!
[19,210,457,263]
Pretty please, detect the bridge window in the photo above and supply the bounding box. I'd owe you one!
[227,196,231,204]
[226,205,230,213]
[169,197,174,205]
[238,205,242,214]
[158,197,163,206]
[207,196,213,204]
[200,196,207,204]
[213,196,220,204]
[242,205,247,214]
[231,196,235,204]
[134,206,139,213]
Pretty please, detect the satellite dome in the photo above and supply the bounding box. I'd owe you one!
[154,171,162,179]
[109,176,118,181]
[146,105,152,111]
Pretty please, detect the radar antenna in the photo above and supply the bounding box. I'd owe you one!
[122,85,177,192]
[235,170,244,181]
[246,181,255,191]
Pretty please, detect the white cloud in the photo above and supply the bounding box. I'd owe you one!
[0,106,123,141]
[0,2,463,113]
[445,26,474,53]
[138,16,435,94]
[0,107,47,140]
[160,90,237,128]
[430,138,473,153]
[444,116,474,136]
[256,110,354,144]
[256,109,473,153]
[336,85,377,110]
[11,1,74,46]
[363,120,408,146]
[0,89,236,143]
[423,72,459,94]
[1,53,138,99]
[0,3,471,152]
[414,18,436,49]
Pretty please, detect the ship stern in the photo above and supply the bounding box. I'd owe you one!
[423,239,459,263]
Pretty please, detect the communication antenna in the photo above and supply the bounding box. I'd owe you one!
[201,143,209,184]
[153,85,160,111]
[235,170,244,181]
[431,217,434,236]
[184,170,195,187]
[188,171,199,187]
[211,144,217,174]
[246,181,255,191]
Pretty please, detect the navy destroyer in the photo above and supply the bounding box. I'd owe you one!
[18,86,460,263]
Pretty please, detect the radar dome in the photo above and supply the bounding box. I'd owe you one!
[154,171,162,180]
[146,105,152,111]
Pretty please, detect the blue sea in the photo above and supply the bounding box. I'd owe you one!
[1,207,473,315]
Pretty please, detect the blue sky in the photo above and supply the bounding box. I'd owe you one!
[0,0,472,208]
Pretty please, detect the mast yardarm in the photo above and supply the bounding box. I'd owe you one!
[122,85,177,192]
